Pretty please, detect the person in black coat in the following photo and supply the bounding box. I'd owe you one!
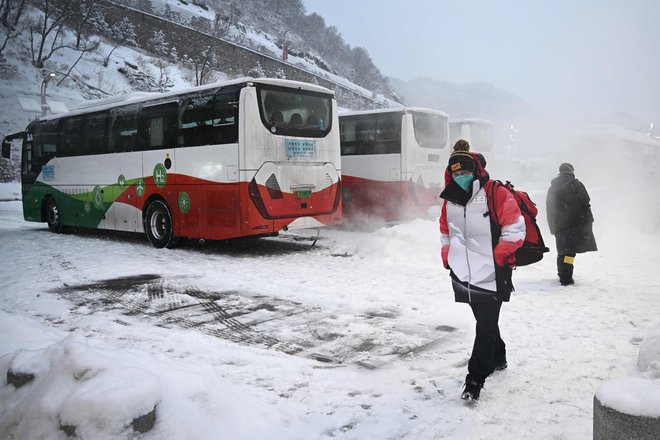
[546,163,598,285]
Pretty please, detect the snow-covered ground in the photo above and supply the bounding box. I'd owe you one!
[1,181,659,439]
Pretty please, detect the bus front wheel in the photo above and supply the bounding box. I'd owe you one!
[45,197,64,233]
[144,200,179,249]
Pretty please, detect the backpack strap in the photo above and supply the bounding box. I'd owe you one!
[486,179,502,225]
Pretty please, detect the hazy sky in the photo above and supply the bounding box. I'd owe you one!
[303,0,660,121]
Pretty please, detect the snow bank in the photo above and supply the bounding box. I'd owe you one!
[594,322,660,418]
[0,311,300,439]
[595,378,660,418]
[638,322,660,379]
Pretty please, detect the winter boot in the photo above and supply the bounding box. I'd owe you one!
[460,376,484,401]
[493,358,508,371]
[493,346,507,371]
[557,254,575,286]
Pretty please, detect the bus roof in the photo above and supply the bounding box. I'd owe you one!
[36,77,335,122]
[449,118,493,126]
[570,125,660,148]
[339,106,448,118]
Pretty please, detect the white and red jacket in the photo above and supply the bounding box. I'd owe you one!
[440,178,525,295]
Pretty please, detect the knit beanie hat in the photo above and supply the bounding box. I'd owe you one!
[559,163,574,173]
[448,139,476,173]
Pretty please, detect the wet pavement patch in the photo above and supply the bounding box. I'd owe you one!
[52,275,458,369]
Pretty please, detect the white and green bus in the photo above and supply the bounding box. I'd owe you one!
[2,78,342,248]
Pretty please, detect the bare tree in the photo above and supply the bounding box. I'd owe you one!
[0,0,25,28]
[28,0,71,68]
[183,13,233,86]
[184,46,218,86]
[28,0,101,70]
[148,30,174,91]
[103,17,137,67]
[213,1,242,36]
[64,0,106,49]
[0,0,26,60]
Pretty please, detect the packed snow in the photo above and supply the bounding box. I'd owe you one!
[1,181,659,439]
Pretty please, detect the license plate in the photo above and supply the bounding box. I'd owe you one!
[294,190,312,199]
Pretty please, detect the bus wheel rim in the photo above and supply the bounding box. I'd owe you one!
[150,212,166,240]
[48,205,59,225]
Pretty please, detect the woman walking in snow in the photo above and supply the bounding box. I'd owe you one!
[439,140,525,401]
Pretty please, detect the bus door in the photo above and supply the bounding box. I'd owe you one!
[138,102,178,207]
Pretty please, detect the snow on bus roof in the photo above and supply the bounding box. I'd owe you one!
[570,125,660,148]
[39,77,334,121]
[339,106,448,118]
[449,118,493,126]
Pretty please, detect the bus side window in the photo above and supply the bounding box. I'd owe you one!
[212,88,239,144]
[179,94,213,147]
[59,117,83,157]
[356,120,376,155]
[376,113,401,154]
[178,88,238,147]
[84,112,109,155]
[110,105,139,153]
[138,102,178,150]
[340,121,356,155]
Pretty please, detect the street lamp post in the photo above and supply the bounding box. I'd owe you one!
[40,71,56,116]
[508,124,519,156]
[280,28,290,60]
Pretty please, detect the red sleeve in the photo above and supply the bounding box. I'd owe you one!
[439,200,450,269]
[493,184,522,228]
[440,200,448,235]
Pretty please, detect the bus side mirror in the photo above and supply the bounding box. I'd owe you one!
[1,140,10,159]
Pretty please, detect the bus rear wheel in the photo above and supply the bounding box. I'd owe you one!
[45,197,64,233]
[144,200,179,249]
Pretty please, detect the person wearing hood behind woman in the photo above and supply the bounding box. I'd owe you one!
[439,139,526,402]
[546,163,597,286]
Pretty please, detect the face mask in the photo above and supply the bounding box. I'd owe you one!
[453,173,474,191]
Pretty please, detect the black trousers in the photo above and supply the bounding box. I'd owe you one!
[557,253,576,283]
[467,301,506,383]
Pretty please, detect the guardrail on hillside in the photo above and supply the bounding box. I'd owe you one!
[96,0,389,110]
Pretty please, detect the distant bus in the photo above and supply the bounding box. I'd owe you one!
[339,107,449,221]
[561,125,660,185]
[1,78,342,248]
[448,118,494,152]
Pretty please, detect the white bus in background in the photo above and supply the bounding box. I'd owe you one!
[561,125,660,185]
[1,78,342,248]
[449,118,494,152]
[339,107,449,222]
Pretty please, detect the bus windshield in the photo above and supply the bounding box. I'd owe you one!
[257,85,332,138]
[412,112,447,149]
